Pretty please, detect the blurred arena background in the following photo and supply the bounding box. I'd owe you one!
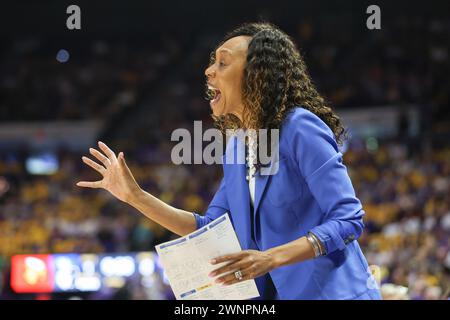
[0,0,449,300]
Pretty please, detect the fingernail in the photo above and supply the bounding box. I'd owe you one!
[215,279,222,283]
[209,272,215,277]
[210,259,216,264]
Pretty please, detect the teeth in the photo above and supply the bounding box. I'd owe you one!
[206,84,220,102]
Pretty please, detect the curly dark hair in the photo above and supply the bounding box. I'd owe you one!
[207,22,346,145]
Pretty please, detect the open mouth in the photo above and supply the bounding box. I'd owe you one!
[207,85,222,106]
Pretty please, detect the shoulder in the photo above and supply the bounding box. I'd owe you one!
[281,106,335,141]
[279,107,341,178]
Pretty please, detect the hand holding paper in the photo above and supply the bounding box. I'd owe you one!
[155,213,260,300]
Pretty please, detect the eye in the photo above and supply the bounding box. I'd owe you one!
[218,60,226,67]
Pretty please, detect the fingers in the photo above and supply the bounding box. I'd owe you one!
[82,156,106,175]
[117,152,137,181]
[98,141,117,162]
[209,259,250,278]
[76,180,102,189]
[210,252,245,265]
[220,266,255,286]
[117,152,130,172]
[90,147,111,168]
[118,152,126,166]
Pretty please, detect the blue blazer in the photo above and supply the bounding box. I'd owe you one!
[194,107,382,300]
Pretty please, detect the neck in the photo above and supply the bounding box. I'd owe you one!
[230,103,244,123]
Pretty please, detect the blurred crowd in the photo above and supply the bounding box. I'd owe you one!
[0,37,179,122]
[0,14,449,299]
[1,16,448,127]
[0,140,221,299]
[0,139,448,299]
[348,141,450,300]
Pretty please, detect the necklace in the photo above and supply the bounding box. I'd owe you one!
[245,133,258,181]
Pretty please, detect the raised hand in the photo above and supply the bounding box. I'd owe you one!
[76,141,141,203]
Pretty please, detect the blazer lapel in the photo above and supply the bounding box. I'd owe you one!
[222,135,253,249]
[253,152,280,215]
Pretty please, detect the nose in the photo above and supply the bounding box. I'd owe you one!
[205,65,215,78]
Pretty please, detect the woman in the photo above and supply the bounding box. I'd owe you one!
[77,22,382,300]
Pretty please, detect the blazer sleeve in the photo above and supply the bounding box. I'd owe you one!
[192,177,229,229]
[287,109,365,255]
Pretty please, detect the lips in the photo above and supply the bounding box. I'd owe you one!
[207,84,221,106]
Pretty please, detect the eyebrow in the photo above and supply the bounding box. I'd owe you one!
[215,48,232,56]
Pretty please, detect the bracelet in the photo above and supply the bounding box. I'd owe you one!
[311,232,326,256]
[306,232,326,258]
[306,233,321,258]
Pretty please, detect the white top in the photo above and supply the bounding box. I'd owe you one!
[246,133,257,206]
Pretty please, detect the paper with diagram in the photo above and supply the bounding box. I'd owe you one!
[155,213,260,300]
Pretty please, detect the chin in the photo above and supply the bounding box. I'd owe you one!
[212,110,225,118]
[211,103,225,117]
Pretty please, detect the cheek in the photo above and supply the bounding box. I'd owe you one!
[233,70,244,98]
[228,78,243,102]
[222,66,244,106]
